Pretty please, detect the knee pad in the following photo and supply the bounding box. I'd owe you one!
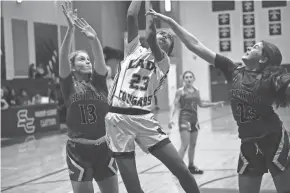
[180,122,190,131]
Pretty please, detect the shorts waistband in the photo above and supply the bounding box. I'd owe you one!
[109,106,151,115]
[68,135,107,145]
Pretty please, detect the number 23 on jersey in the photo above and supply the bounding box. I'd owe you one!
[129,73,150,91]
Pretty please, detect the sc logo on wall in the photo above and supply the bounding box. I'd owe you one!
[17,109,35,134]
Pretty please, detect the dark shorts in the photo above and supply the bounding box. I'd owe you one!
[237,128,290,176]
[66,140,117,182]
[179,113,199,132]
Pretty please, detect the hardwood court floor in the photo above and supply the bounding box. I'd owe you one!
[1,105,290,193]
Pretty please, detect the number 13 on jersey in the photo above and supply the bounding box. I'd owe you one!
[79,104,98,124]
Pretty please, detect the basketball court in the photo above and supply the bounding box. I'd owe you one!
[1,104,289,193]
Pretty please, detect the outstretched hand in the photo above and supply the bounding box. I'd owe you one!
[145,8,168,21]
[168,121,174,129]
[61,0,77,29]
[74,18,97,40]
[215,101,225,107]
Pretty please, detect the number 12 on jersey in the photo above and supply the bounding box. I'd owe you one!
[237,103,260,123]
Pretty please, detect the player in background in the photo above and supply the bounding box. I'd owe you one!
[146,8,290,193]
[169,70,224,174]
[59,1,118,193]
[105,0,201,193]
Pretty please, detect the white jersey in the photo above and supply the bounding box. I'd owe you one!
[108,35,170,111]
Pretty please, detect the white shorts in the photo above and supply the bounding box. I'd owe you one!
[105,112,170,158]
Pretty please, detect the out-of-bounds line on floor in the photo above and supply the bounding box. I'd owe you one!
[68,112,234,193]
[2,112,232,192]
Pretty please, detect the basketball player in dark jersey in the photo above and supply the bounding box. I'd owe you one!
[146,9,290,193]
[59,1,118,193]
[169,71,224,174]
[105,1,200,193]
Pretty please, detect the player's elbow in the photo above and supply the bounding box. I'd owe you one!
[185,41,202,53]
[146,32,156,45]
[188,43,216,65]
[127,10,138,19]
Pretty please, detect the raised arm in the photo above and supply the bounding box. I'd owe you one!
[59,1,77,78]
[146,9,216,65]
[127,1,143,43]
[74,18,107,75]
[145,1,164,62]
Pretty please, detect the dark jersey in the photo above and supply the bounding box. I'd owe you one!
[215,54,290,141]
[179,87,200,121]
[60,70,109,140]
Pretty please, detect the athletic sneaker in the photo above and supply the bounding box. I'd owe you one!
[188,166,204,174]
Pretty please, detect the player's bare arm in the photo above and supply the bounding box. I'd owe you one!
[286,84,290,95]
[198,100,224,108]
[146,9,216,65]
[127,0,142,43]
[60,0,77,78]
[74,17,107,76]
[145,1,164,62]
[195,89,224,108]
[171,88,182,118]
[168,88,182,128]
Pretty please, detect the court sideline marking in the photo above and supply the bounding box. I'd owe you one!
[2,112,232,192]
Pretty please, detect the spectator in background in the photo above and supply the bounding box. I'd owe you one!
[17,89,31,105]
[1,88,9,110]
[7,88,17,106]
[48,77,62,103]
[1,86,9,100]
[32,93,42,104]
[28,63,37,79]
[35,63,46,79]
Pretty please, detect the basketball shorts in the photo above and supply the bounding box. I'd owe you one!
[237,127,290,176]
[66,140,117,182]
[179,113,200,132]
[105,111,170,158]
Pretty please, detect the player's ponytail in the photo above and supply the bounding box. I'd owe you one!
[271,68,290,108]
[260,41,289,108]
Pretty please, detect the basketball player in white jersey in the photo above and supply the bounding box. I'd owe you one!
[105,1,201,193]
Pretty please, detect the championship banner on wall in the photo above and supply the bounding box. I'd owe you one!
[218,13,231,52]
[269,9,281,22]
[220,40,231,52]
[244,40,255,53]
[242,0,254,12]
[268,9,282,36]
[262,1,287,8]
[269,23,282,36]
[242,1,255,53]
[243,27,255,39]
[243,13,255,26]
[219,27,231,39]
[218,13,230,25]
